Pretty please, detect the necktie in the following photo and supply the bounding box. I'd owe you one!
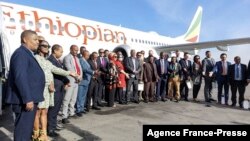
[236,64,240,79]
[74,56,80,75]
[102,57,105,67]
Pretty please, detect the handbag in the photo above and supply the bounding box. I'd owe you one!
[138,83,144,91]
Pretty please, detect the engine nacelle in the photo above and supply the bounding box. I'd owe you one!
[216,46,229,51]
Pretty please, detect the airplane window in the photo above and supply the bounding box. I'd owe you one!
[19,20,25,25]
[45,24,49,29]
[88,31,91,35]
[93,32,97,36]
[10,18,15,23]
[53,25,57,30]
[28,21,33,26]
[121,37,124,40]
[135,39,137,43]
[142,40,144,44]
[82,30,85,35]
[131,38,134,42]
[36,22,42,28]
[61,27,64,31]
[139,39,141,43]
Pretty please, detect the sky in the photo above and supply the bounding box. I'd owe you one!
[1,0,250,64]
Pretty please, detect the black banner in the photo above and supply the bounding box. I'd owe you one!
[143,125,250,140]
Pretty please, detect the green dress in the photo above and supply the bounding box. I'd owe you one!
[35,55,70,108]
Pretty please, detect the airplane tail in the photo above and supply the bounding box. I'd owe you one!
[179,6,203,43]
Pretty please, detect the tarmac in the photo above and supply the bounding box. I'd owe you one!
[1,83,250,141]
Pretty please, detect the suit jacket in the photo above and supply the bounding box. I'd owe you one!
[202,57,216,76]
[143,63,158,82]
[88,59,102,82]
[79,57,93,86]
[155,59,169,79]
[5,45,45,104]
[248,60,250,79]
[47,55,70,87]
[124,57,141,79]
[63,54,82,85]
[228,64,248,84]
[179,59,192,80]
[97,56,109,83]
[213,61,231,82]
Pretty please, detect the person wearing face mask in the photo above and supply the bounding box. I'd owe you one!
[115,54,128,104]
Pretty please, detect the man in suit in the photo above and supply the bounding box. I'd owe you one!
[77,46,86,58]
[124,49,141,103]
[86,52,101,111]
[47,44,70,137]
[97,48,108,106]
[5,30,45,141]
[76,50,95,116]
[202,51,216,107]
[179,52,192,101]
[62,45,82,124]
[155,52,169,102]
[213,53,231,105]
[143,56,159,102]
[228,56,248,108]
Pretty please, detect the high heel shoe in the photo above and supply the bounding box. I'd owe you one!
[32,130,40,141]
[38,130,50,141]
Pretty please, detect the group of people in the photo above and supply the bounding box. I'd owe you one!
[5,30,250,141]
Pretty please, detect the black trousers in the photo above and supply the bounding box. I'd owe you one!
[217,76,229,103]
[204,77,214,102]
[231,80,246,105]
[117,88,125,103]
[193,84,201,99]
[86,79,98,109]
[180,81,189,99]
[12,104,37,141]
[107,87,116,107]
[48,84,64,131]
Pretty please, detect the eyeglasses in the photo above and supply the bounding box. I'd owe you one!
[40,44,50,48]
[195,58,200,59]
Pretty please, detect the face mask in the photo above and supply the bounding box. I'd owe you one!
[119,58,123,61]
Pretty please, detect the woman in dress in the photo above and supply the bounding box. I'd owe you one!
[192,55,202,102]
[33,40,76,141]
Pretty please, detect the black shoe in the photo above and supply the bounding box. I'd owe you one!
[184,98,189,102]
[210,98,216,101]
[135,101,140,104]
[80,111,86,114]
[69,114,78,119]
[98,104,104,107]
[92,106,101,110]
[240,104,243,108]
[62,118,70,124]
[161,98,167,102]
[231,103,236,107]
[48,130,59,137]
[76,113,83,117]
[174,100,179,103]
[206,104,211,107]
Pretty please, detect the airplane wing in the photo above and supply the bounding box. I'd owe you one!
[154,37,250,53]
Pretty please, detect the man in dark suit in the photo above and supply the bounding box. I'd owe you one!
[97,48,108,106]
[179,52,192,101]
[155,52,169,102]
[5,30,45,141]
[86,52,101,111]
[202,51,216,107]
[228,56,248,108]
[47,44,70,137]
[213,53,231,105]
[77,46,86,58]
[124,49,142,103]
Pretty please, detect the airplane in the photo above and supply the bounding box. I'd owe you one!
[0,2,250,114]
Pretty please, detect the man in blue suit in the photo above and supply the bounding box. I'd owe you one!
[76,50,94,116]
[5,30,45,141]
[213,53,231,105]
[47,44,70,137]
[155,52,169,102]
